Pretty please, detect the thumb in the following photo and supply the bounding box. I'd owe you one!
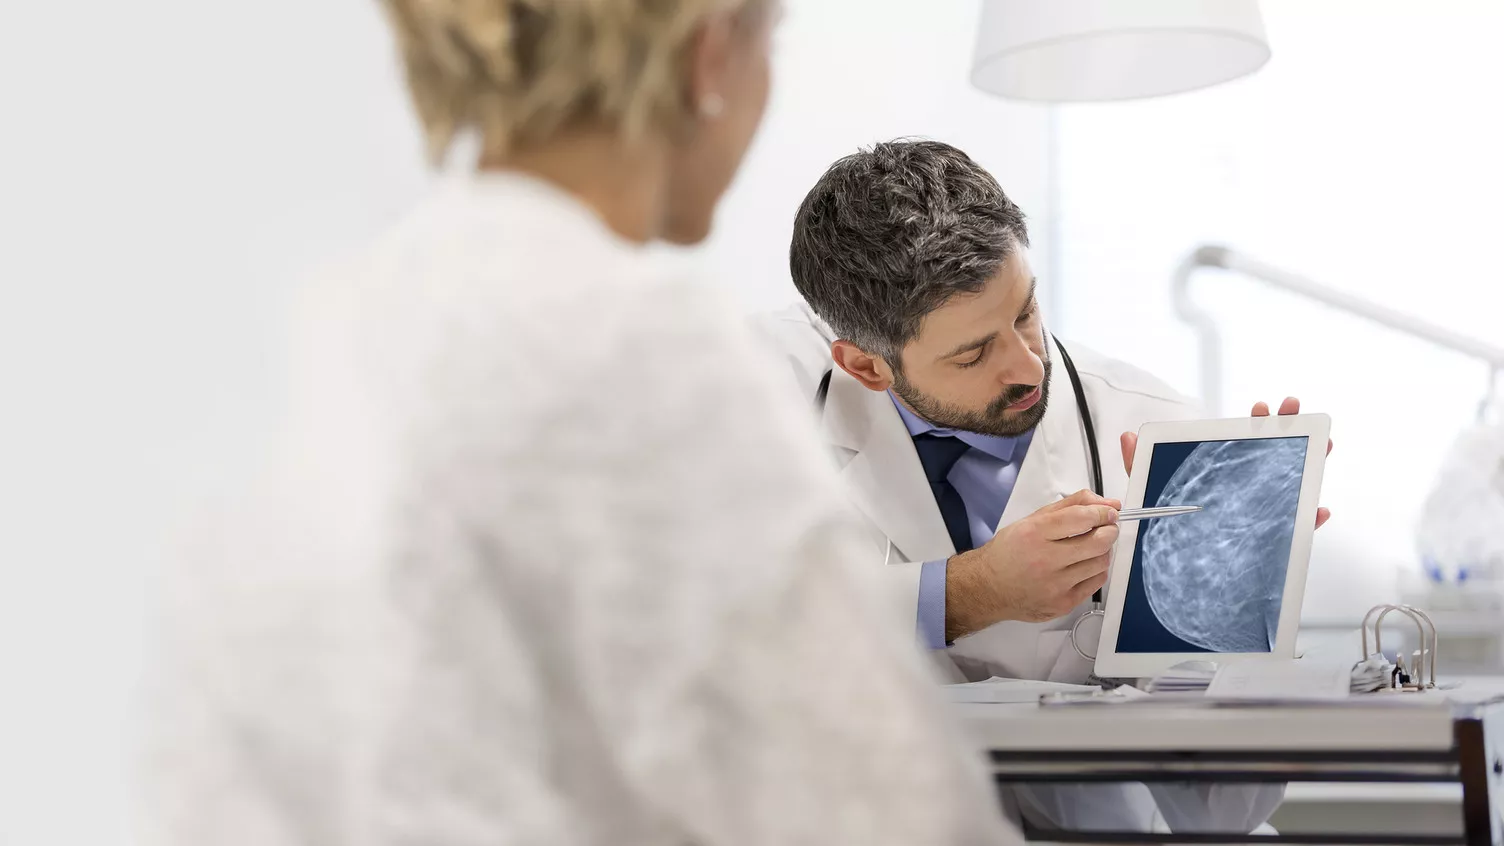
[1120,432,1138,475]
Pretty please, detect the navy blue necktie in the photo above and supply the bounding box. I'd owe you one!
[912,433,974,554]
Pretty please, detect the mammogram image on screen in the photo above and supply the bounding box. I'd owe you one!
[1116,437,1309,654]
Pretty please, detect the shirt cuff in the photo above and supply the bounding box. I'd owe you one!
[916,558,949,650]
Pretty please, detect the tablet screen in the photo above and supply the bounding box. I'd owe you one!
[1114,436,1310,654]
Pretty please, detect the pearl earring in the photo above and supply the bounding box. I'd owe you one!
[699,94,725,119]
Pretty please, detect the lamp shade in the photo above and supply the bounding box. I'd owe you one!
[971,0,1271,102]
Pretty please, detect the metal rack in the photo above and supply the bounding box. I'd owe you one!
[1363,603,1441,690]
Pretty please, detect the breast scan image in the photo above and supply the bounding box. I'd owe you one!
[1119,437,1309,654]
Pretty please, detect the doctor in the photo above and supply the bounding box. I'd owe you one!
[759,139,1331,832]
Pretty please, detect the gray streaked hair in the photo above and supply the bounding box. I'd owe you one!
[789,139,1030,365]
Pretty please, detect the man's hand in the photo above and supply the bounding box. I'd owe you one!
[1120,396,1333,529]
[945,490,1120,641]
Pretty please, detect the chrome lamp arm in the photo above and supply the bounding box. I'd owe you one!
[1171,244,1504,417]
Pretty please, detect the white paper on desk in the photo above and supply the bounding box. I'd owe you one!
[1205,660,1351,701]
[943,676,1100,703]
[1147,668,1217,692]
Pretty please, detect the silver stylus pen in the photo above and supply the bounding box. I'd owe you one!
[1117,505,1204,522]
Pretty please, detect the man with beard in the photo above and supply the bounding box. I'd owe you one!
[757,139,1330,835]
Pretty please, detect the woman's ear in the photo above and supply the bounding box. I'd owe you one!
[685,11,735,118]
[831,340,894,393]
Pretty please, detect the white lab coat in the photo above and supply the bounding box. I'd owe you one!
[754,302,1286,833]
[139,176,1020,846]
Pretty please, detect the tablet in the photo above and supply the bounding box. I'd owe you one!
[1094,413,1331,680]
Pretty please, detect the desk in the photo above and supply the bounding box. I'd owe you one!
[957,688,1504,845]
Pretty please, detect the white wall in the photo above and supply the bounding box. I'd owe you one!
[0,1,1051,843]
[1052,1,1504,620]
[0,2,430,841]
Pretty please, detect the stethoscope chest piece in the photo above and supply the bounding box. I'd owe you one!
[1070,606,1106,661]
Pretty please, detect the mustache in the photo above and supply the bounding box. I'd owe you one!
[986,358,1052,416]
[987,382,1038,415]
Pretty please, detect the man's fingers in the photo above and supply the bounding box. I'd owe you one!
[1059,525,1119,559]
[1069,567,1111,606]
[1327,438,1334,456]
[1251,397,1304,417]
[1043,490,1118,513]
[1121,431,1137,474]
[1056,489,1101,507]
[1316,507,1331,529]
[1042,505,1120,541]
[1062,550,1112,581]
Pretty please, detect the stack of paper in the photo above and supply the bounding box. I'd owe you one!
[943,676,1101,704]
[1144,659,1392,700]
[1205,660,1351,700]
[1145,667,1217,693]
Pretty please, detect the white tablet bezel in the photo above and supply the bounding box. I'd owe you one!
[1093,413,1331,680]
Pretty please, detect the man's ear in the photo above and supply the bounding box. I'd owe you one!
[831,340,895,393]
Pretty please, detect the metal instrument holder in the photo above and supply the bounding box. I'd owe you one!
[1361,603,1440,690]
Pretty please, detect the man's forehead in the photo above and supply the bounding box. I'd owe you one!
[913,256,1034,344]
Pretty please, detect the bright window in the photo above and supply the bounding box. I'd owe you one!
[1054,1,1504,619]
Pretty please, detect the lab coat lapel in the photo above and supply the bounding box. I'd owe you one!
[990,336,1105,682]
[956,332,1100,680]
[820,368,955,563]
[996,336,1094,528]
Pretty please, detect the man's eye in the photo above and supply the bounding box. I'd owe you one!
[957,352,985,369]
[1017,303,1039,324]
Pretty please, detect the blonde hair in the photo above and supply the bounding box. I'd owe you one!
[380,0,757,162]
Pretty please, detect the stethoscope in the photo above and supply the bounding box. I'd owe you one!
[813,334,1107,661]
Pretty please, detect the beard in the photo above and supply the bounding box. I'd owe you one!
[892,356,1052,438]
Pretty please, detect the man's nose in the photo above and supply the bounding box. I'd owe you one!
[997,338,1045,386]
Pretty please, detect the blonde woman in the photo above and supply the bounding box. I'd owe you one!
[145,2,1019,845]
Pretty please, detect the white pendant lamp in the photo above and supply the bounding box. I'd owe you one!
[971,0,1271,102]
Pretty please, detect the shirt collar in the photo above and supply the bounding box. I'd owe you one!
[889,391,1031,464]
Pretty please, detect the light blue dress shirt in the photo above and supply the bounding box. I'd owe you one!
[890,393,1034,649]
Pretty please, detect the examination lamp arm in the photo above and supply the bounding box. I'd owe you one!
[1172,244,1504,417]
